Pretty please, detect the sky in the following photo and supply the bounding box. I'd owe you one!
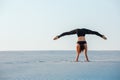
[0,0,120,51]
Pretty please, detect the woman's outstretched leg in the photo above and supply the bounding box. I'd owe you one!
[84,44,89,62]
[75,44,81,62]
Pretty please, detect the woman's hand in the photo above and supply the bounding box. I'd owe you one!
[102,35,107,40]
[53,36,59,40]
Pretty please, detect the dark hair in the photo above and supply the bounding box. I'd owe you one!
[80,44,85,51]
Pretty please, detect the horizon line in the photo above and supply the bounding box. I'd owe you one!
[0,50,120,51]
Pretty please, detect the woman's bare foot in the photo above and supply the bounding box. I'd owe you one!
[53,36,59,40]
[102,35,107,40]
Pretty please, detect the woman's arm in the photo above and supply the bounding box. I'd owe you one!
[53,29,77,40]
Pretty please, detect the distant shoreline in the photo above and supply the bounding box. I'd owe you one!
[0,50,120,52]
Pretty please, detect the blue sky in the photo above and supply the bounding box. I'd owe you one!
[0,0,120,50]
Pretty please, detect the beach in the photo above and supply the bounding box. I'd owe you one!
[0,51,120,80]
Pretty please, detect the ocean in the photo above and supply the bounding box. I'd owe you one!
[0,50,120,80]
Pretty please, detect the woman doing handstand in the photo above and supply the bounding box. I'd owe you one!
[53,28,107,62]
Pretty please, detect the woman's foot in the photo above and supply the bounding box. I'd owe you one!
[53,36,59,40]
[102,35,107,40]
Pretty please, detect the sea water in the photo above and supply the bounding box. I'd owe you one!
[0,51,120,80]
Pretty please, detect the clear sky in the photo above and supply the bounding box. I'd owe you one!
[0,0,120,51]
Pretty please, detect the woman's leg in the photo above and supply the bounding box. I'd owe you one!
[75,44,81,62]
[84,44,89,62]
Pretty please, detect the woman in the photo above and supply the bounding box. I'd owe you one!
[53,28,107,62]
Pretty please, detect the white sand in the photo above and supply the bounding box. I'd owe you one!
[0,51,120,80]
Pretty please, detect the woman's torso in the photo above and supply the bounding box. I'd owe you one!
[77,36,86,41]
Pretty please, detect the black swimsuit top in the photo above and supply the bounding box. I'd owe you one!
[58,28,103,38]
